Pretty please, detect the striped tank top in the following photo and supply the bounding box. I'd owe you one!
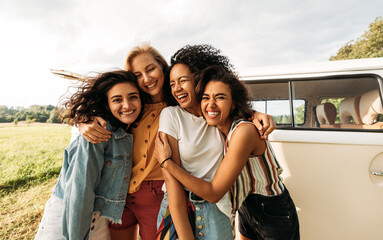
[226,119,285,213]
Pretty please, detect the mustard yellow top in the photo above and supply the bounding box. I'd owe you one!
[129,102,167,193]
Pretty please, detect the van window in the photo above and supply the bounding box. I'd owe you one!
[251,99,305,125]
[245,75,383,131]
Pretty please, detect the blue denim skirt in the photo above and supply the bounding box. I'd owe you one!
[157,193,233,240]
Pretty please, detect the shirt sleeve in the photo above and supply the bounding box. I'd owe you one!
[62,135,107,240]
[158,107,179,140]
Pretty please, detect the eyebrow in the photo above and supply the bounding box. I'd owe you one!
[110,92,139,99]
[203,93,227,96]
[170,75,191,82]
[145,63,155,69]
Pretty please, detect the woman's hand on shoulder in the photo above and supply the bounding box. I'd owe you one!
[78,117,111,144]
[251,111,276,140]
[155,132,172,166]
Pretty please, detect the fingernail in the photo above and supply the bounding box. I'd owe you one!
[258,126,262,130]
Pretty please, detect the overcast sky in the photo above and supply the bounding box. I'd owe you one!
[1,0,382,108]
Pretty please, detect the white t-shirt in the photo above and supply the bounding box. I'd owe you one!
[159,106,231,218]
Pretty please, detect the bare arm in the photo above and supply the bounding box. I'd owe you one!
[160,134,194,240]
[251,111,276,140]
[78,116,111,143]
[156,124,265,203]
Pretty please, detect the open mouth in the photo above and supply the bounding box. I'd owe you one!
[176,93,188,102]
[146,81,157,89]
[120,110,134,116]
[206,111,220,117]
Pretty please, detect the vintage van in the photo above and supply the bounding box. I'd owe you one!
[240,58,383,240]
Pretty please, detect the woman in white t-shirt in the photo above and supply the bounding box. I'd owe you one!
[155,44,276,240]
[156,66,299,240]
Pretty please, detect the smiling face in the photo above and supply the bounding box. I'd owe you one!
[107,82,141,125]
[130,53,164,103]
[169,63,201,116]
[201,81,233,133]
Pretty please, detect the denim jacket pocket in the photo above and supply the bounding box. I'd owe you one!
[96,154,127,197]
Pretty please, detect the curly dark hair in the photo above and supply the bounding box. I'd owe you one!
[196,65,253,121]
[170,44,235,86]
[60,70,145,132]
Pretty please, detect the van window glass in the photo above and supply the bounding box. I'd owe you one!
[245,75,383,131]
[292,77,382,130]
[247,82,293,126]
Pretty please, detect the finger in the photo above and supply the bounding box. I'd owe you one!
[263,116,276,140]
[83,132,103,144]
[93,122,112,135]
[95,116,108,129]
[159,131,166,142]
[252,117,264,132]
[161,133,170,147]
[155,132,163,145]
[252,117,266,137]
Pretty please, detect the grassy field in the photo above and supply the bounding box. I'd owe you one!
[0,123,72,239]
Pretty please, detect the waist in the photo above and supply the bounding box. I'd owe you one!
[185,190,205,203]
[136,180,164,190]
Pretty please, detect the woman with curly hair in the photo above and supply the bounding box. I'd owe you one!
[156,65,300,240]
[155,44,250,240]
[78,43,275,240]
[35,70,144,240]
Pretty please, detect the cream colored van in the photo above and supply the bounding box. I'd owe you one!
[240,58,383,240]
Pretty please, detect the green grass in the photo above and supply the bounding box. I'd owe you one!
[0,124,71,239]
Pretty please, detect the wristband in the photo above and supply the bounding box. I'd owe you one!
[160,157,172,168]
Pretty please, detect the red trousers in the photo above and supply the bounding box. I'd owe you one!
[109,180,164,240]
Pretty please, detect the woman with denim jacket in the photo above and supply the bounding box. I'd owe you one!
[34,70,145,240]
[156,66,300,240]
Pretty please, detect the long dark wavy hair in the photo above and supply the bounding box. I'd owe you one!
[60,70,145,132]
[196,65,253,121]
[169,44,235,87]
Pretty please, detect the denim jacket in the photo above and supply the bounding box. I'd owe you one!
[53,122,133,240]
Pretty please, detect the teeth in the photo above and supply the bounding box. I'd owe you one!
[207,111,219,116]
[147,82,157,88]
[121,111,134,115]
[177,94,187,99]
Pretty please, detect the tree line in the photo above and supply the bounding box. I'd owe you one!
[0,105,62,123]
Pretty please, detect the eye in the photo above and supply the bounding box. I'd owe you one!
[170,82,175,88]
[130,95,139,100]
[135,73,142,79]
[201,96,209,100]
[147,67,155,72]
[112,98,122,103]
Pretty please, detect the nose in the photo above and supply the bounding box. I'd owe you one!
[123,100,131,109]
[207,98,216,107]
[142,73,151,83]
[174,82,182,91]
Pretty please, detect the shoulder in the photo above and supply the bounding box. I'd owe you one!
[163,106,182,113]
[230,122,259,142]
[229,120,265,155]
[160,106,186,119]
[229,120,257,138]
